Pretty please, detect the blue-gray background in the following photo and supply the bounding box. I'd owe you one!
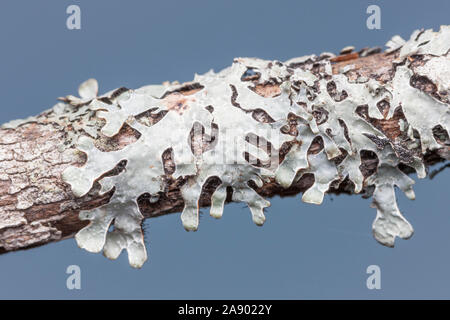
[0,0,449,299]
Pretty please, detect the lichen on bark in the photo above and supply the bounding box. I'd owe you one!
[0,26,448,268]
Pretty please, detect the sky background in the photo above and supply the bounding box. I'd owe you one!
[0,0,449,299]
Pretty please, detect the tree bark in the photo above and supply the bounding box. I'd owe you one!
[0,34,448,256]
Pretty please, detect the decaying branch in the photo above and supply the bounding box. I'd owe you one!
[0,26,448,268]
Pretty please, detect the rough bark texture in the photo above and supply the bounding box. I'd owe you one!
[0,47,448,255]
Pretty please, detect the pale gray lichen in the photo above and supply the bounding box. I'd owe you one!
[366,165,416,247]
[398,26,450,59]
[60,26,449,268]
[295,149,339,205]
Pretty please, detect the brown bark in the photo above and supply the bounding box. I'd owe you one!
[0,50,447,254]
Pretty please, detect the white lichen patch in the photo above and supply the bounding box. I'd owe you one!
[390,65,449,152]
[295,149,339,205]
[367,165,416,247]
[414,56,450,94]
[60,26,450,267]
[398,26,450,59]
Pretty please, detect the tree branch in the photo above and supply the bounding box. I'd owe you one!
[0,27,448,268]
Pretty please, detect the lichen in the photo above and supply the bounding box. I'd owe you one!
[60,26,449,268]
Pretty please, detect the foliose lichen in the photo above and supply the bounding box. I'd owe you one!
[60,26,449,268]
